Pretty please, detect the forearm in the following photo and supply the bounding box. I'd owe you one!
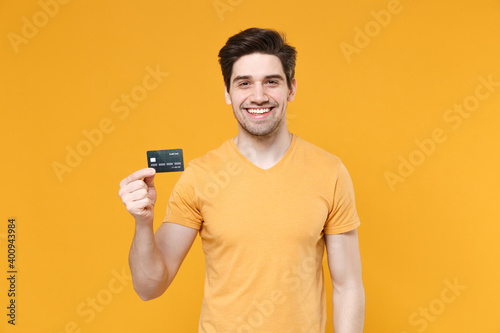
[332,284,365,332]
[129,222,169,301]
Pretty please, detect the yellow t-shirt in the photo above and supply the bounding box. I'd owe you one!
[163,133,360,332]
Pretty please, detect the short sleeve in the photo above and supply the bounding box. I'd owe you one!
[163,164,203,230]
[324,162,361,234]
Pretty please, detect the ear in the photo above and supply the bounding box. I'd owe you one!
[287,78,297,102]
[224,84,232,105]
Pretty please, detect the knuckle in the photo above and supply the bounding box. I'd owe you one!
[133,182,142,191]
[127,202,139,213]
[121,192,129,202]
[135,180,146,191]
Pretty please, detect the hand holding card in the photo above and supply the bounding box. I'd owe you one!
[147,149,184,173]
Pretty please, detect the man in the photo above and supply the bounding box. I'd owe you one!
[119,28,365,332]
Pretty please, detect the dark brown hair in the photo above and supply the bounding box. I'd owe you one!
[218,28,297,91]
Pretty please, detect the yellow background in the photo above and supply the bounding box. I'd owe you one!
[1,0,499,332]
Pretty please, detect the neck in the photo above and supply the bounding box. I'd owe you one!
[233,127,293,170]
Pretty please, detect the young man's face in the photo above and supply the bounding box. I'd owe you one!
[225,53,297,138]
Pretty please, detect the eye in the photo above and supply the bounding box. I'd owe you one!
[267,80,279,85]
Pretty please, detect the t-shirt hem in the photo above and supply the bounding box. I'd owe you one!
[162,216,201,230]
[324,219,360,235]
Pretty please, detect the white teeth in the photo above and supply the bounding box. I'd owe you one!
[246,108,271,114]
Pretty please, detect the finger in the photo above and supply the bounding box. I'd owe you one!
[126,198,153,215]
[120,187,148,205]
[118,180,146,199]
[143,170,156,187]
[127,188,149,202]
[120,168,156,187]
[127,179,149,193]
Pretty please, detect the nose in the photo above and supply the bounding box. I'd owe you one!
[249,83,269,104]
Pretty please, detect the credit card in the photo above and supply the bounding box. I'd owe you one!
[147,149,184,172]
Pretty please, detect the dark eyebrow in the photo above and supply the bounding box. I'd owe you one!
[232,74,285,84]
[232,75,252,84]
[264,74,285,81]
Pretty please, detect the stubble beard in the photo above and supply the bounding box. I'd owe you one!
[233,105,286,137]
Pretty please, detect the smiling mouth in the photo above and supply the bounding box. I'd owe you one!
[245,107,275,114]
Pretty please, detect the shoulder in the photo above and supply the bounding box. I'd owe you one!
[294,135,343,170]
[184,139,234,174]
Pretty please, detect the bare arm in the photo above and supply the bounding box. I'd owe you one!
[119,168,198,301]
[325,228,365,332]
[129,222,197,301]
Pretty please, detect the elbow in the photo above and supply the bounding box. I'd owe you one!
[332,282,365,309]
[133,279,168,301]
[332,278,365,295]
[130,265,170,301]
[135,286,164,301]
[137,292,158,302]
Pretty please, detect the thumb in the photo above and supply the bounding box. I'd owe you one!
[143,168,156,187]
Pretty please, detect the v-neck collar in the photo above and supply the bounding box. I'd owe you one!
[228,133,298,174]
